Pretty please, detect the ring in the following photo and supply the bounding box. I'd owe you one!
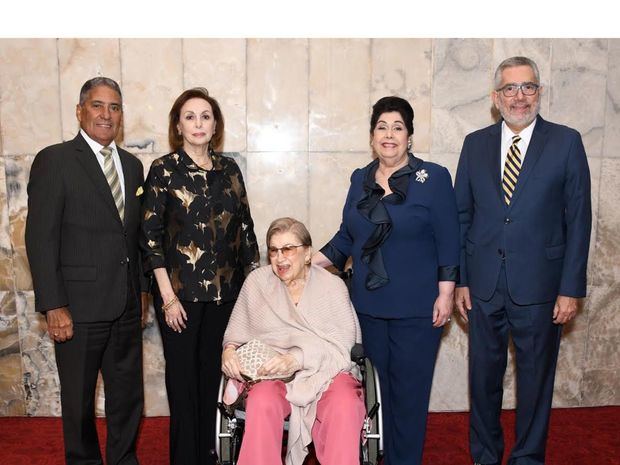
[53,332,59,336]
[447,318,452,322]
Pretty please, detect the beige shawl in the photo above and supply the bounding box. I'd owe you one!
[224,264,361,465]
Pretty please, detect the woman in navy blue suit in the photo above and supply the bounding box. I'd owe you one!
[314,96,460,465]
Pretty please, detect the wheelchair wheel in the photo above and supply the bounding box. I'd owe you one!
[214,377,244,465]
[360,356,384,465]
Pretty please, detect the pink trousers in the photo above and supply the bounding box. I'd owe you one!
[237,372,366,465]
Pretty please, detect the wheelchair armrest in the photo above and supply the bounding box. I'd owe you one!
[351,343,365,366]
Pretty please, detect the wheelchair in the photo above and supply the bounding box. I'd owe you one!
[213,343,384,465]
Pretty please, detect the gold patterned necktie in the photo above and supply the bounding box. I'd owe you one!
[100,146,125,223]
[502,135,522,205]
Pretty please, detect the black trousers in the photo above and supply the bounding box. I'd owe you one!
[55,277,143,465]
[469,265,562,465]
[155,297,234,465]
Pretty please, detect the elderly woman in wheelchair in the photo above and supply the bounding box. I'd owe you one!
[221,217,365,465]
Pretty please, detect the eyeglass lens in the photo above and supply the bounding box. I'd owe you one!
[501,83,539,97]
[268,245,302,257]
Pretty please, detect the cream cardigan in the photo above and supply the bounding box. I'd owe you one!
[223,264,362,465]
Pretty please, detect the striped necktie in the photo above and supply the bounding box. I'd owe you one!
[502,135,522,205]
[100,146,125,223]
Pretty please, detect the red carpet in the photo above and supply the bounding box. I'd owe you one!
[1,407,618,464]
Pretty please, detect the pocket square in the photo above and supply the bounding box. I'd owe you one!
[136,186,144,196]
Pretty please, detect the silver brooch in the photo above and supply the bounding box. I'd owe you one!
[415,169,429,183]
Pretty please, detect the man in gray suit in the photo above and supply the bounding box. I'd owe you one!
[26,77,147,465]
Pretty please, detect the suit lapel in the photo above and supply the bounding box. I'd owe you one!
[72,133,123,225]
[486,122,503,204]
[507,116,548,210]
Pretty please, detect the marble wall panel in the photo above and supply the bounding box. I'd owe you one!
[553,303,590,406]
[549,39,608,158]
[58,39,122,142]
[247,39,308,153]
[426,152,459,180]
[587,157,602,286]
[603,39,620,158]
[5,155,33,291]
[583,284,620,371]
[491,38,551,117]
[580,368,620,406]
[431,39,494,154]
[501,342,518,409]
[0,158,14,291]
[582,285,620,406]
[429,321,470,411]
[142,301,168,416]
[135,152,167,181]
[0,291,24,415]
[16,291,61,416]
[183,39,247,153]
[120,39,184,154]
[590,158,620,286]
[309,39,371,152]
[436,334,521,411]
[246,152,308,261]
[308,152,372,249]
[371,39,432,153]
[225,152,248,184]
[1,38,620,415]
[0,39,62,155]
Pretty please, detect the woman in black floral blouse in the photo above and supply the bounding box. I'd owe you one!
[140,87,260,465]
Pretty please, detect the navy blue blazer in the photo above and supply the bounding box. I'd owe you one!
[324,157,460,319]
[454,117,592,304]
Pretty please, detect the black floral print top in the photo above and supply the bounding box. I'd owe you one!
[140,149,260,304]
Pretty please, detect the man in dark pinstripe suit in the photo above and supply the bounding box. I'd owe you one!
[26,77,147,465]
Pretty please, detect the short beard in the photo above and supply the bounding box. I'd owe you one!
[499,99,541,129]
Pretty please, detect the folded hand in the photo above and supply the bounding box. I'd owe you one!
[222,346,244,381]
[257,353,301,378]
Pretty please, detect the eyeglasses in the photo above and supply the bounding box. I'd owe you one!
[496,82,540,97]
[267,244,305,258]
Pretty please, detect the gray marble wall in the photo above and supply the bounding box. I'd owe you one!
[0,38,618,416]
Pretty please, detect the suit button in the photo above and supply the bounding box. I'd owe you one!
[504,217,511,224]
[120,259,126,265]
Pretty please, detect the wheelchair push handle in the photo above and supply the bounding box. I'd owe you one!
[351,343,365,365]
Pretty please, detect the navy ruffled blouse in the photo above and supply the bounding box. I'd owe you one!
[321,154,460,318]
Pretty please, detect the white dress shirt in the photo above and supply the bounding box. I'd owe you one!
[80,129,126,199]
[500,117,537,180]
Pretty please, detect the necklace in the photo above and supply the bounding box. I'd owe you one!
[196,158,213,171]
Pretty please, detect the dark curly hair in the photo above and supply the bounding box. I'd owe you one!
[370,96,414,136]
